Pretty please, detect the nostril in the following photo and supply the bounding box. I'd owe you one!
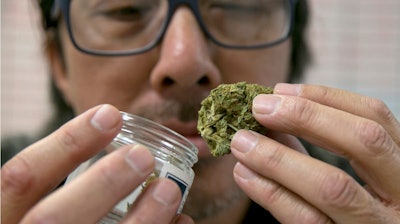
[161,77,175,87]
[161,75,210,88]
[197,76,210,86]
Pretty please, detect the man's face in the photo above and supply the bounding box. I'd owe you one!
[53,4,291,222]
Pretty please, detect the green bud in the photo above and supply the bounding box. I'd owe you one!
[197,82,273,156]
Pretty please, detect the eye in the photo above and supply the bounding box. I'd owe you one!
[101,5,151,21]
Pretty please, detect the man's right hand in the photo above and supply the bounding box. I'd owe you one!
[1,104,192,224]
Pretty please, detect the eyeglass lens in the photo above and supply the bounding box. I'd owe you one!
[69,0,291,52]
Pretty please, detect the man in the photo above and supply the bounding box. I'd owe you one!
[2,0,400,223]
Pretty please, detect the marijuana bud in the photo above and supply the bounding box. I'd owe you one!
[197,82,273,156]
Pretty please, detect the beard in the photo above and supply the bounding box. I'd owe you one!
[132,96,248,221]
[183,156,248,221]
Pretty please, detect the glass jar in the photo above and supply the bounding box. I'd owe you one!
[65,112,198,223]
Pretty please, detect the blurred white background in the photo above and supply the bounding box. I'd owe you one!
[2,1,51,138]
[1,0,400,139]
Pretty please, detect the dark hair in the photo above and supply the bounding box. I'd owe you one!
[37,0,311,135]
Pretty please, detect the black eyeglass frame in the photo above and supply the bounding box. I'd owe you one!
[53,0,298,56]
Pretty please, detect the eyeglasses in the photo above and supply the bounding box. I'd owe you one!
[53,0,297,56]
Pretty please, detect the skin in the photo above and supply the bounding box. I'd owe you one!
[55,6,291,223]
[2,3,400,224]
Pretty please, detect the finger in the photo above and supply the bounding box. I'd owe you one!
[233,162,332,224]
[252,93,400,202]
[21,144,155,224]
[1,104,122,224]
[231,130,396,223]
[274,83,400,145]
[172,214,195,224]
[122,178,182,224]
[266,131,308,155]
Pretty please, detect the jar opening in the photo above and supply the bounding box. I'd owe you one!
[115,112,198,167]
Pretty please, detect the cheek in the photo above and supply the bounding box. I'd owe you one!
[216,41,291,85]
[64,48,155,114]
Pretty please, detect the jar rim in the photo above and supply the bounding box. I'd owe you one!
[118,112,198,166]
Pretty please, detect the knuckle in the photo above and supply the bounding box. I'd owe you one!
[2,155,35,196]
[56,126,80,151]
[261,181,286,205]
[299,209,331,224]
[320,171,357,209]
[96,161,122,195]
[54,125,83,158]
[315,85,330,101]
[258,144,286,171]
[367,98,393,122]
[365,98,400,144]
[356,120,393,156]
[290,99,317,128]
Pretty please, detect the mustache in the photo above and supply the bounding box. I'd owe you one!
[134,97,202,123]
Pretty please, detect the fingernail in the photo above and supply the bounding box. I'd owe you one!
[91,105,121,131]
[231,130,258,153]
[153,179,180,206]
[274,83,302,96]
[234,162,257,180]
[125,145,154,176]
[253,95,281,115]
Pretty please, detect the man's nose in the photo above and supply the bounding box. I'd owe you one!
[150,6,221,96]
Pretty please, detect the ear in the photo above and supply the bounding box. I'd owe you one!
[45,36,74,107]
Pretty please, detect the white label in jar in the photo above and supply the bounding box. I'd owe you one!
[113,161,193,215]
[160,162,193,213]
